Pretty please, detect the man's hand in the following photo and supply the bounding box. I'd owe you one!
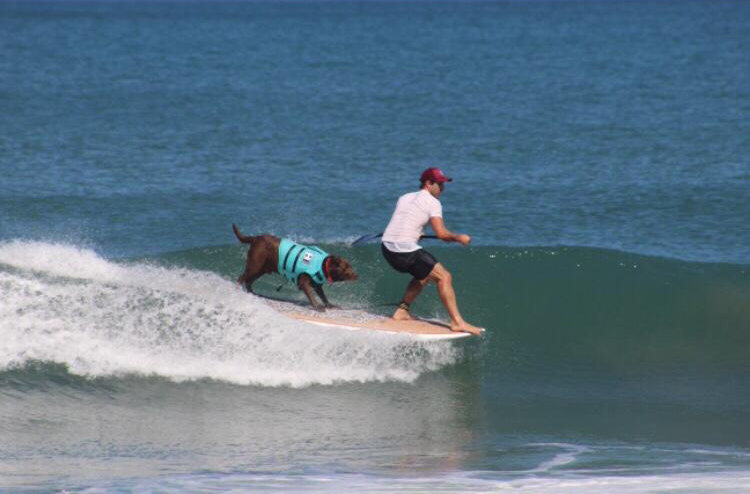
[429,217,472,245]
[455,234,471,246]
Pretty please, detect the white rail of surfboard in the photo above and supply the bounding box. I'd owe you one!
[287,312,483,341]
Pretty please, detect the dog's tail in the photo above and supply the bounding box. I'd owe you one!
[232,223,255,244]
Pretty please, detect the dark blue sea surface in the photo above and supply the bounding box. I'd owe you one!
[1,0,749,492]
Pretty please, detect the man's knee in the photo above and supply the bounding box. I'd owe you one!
[428,263,452,284]
[440,270,453,285]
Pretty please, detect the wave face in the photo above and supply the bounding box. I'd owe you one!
[445,245,750,373]
[2,239,750,387]
[0,241,459,388]
[4,240,750,385]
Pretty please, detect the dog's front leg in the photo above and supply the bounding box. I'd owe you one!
[298,276,326,312]
[313,284,338,309]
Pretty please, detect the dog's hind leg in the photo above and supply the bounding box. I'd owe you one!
[237,241,271,292]
[237,271,263,292]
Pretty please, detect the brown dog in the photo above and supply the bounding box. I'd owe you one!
[232,224,358,311]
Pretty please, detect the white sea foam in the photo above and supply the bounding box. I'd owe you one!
[528,443,592,473]
[74,470,750,494]
[0,241,459,387]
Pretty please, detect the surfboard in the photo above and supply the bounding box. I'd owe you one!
[286,311,483,340]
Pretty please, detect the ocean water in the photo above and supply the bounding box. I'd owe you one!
[1,0,749,492]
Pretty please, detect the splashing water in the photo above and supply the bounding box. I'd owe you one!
[0,241,460,387]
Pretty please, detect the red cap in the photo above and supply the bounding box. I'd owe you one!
[420,167,453,183]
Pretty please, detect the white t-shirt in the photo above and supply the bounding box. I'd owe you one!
[382,189,442,253]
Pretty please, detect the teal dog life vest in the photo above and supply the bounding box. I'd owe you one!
[277,239,329,285]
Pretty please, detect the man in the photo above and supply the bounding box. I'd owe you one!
[380,167,482,335]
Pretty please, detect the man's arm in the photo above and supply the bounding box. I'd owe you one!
[429,217,471,246]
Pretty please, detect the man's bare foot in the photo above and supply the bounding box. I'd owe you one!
[450,321,483,336]
[392,307,415,321]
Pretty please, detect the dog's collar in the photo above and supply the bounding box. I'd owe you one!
[323,256,334,284]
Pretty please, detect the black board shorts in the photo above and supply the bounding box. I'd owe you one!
[381,244,438,280]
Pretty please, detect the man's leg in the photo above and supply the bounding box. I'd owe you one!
[426,263,482,335]
[392,277,426,320]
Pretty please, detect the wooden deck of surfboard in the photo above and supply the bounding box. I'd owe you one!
[287,312,483,340]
